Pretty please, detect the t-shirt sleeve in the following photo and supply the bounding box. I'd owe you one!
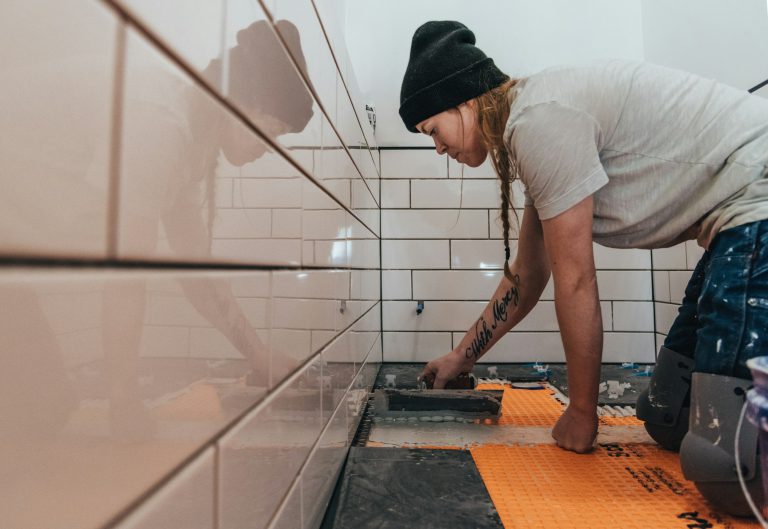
[507,102,608,220]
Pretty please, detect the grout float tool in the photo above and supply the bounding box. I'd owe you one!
[372,372,502,422]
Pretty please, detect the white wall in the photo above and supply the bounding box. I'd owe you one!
[642,0,768,96]
[345,0,645,146]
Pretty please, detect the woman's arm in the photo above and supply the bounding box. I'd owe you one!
[420,205,551,387]
[541,195,602,453]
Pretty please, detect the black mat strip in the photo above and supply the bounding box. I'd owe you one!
[322,448,503,529]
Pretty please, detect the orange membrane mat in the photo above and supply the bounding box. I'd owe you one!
[476,382,643,427]
[471,444,758,529]
[451,383,760,528]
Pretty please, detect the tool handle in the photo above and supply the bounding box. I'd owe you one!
[419,372,477,390]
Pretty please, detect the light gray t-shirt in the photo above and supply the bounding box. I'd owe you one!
[503,60,768,249]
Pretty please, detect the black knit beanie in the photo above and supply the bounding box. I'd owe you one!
[399,21,509,133]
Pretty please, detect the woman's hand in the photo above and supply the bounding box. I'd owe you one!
[552,405,598,453]
[419,349,475,389]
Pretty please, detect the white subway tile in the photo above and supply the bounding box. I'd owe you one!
[212,209,272,239]
[350,209,380,237]
[651,244,687,270]
[0,1,115,258]
[216,178,234,207]
[412,270,501,300]
[350,270,380,301]
[302,401,347,529]
[603,333,655,363]
[686,240,706,270]
[411,179,499,209]
[383,300,483,331]
[593,245,651,269]
[118,0,223,88]
[381,150,447,179]
[224,0,321,179]
[382,270,411,300]
[382,209,488,239]
[653,271,671,303]
[139,326,191,358]
[271,0,338,121]
[312,330,339,353]
[313,240,349,267]
[596,271,652,300]
[347,239,380,269]
[116,448,215,529]
[381,180,410,208]
[211,239,302,266]
[381,240,449,269]
[0,269,275,529]
[189,327,241,359]
[352,178,379,210]
[234,178,304,209]
[272,209,303,238]
[669,271,691,303]
[451,240,510,270]
[219,357,322,529]
[302,209,347,240]
[656,333,666,351]
[273,299,338,331]
[448,157,497,179]
[382,332,453,361]
[268,477,302,529]
[612,302,654,332]
[655,302,680,335]
[272,270,349,300]
[468,332,565,363]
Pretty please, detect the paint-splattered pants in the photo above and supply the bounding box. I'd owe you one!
[663,219,768,380]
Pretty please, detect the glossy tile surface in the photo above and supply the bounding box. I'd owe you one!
[0,269,268,529]
[119,28,374,268]
[302,399,347,529]
[117,0,224,89]
[0,0,116,258]
[218,357,323,529]
[0,267,373,529]
[224,0,321,180]
[116,448,215,529]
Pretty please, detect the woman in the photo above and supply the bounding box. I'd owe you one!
[401,20,768,516]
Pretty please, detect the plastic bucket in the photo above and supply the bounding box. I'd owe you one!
[745,356,768,522]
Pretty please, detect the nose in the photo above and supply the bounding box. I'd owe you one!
[433,136,447,155]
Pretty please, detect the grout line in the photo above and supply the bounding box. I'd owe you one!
[105,21,127,260]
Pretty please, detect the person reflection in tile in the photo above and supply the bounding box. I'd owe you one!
[106,19,314,440]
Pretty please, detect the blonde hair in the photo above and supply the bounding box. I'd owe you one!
[474,78,520,281]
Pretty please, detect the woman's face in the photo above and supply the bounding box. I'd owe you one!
[415,101,487,167]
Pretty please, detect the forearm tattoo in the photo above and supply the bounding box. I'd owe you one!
[465,274,520,361]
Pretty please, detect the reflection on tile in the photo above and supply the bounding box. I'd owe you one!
[119,29,372,268]
[219,357,322,529]
[0,269,273,529]
[271,0,337,122]
[117,448,215,529]
[302,400,347,529]
[224,0,320,178]
[118,0,224,89]
[0,1,116,258]
[269,476,302,529]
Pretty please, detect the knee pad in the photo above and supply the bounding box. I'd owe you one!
[636,346,694,450]
[680,373,762,518]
